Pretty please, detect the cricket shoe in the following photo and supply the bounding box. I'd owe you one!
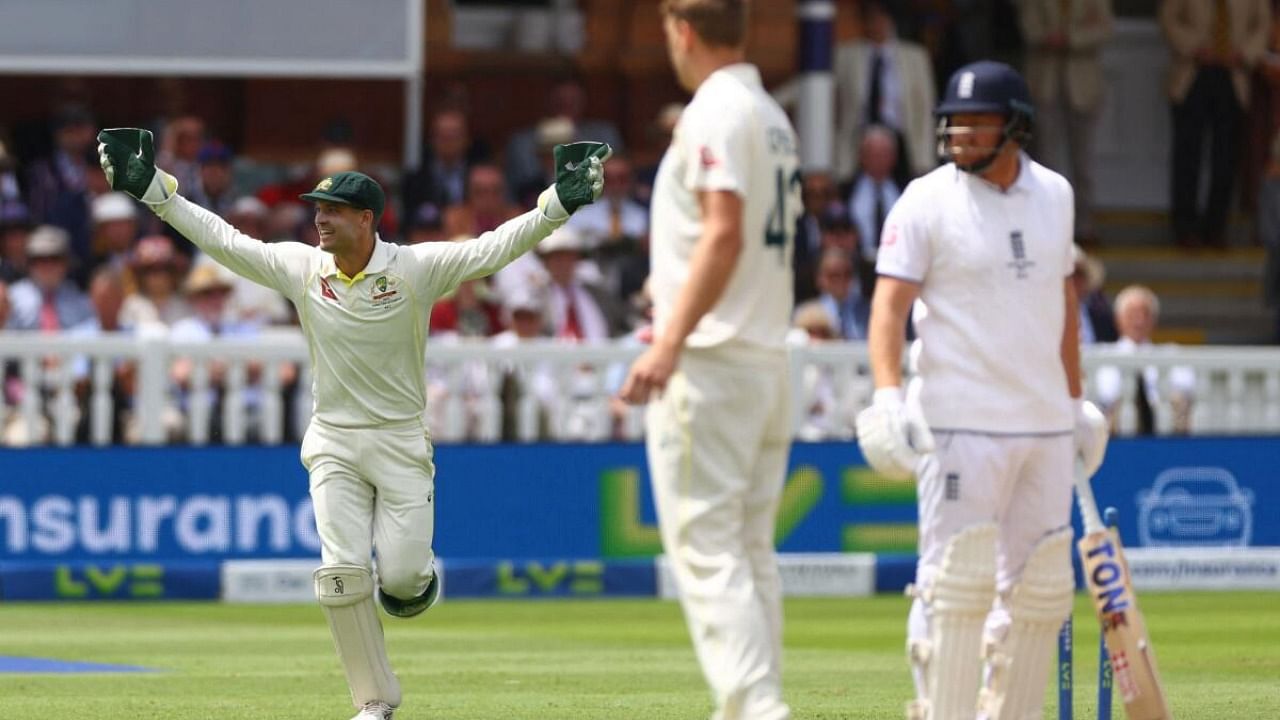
[351,701,394,720]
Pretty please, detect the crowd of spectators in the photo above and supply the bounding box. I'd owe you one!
[4,0,1273,444]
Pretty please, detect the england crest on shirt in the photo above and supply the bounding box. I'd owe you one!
[1006,230,1035,279]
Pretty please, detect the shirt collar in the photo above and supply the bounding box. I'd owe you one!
[708,63,763,92]
[954,152,1034,195]
[322,235,391,284]
[1009,153,1035,192]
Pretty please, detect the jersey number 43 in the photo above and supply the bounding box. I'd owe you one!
[764,167,803,255]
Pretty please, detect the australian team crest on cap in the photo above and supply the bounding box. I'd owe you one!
[316,177,334,191]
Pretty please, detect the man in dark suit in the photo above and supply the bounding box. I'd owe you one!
[794,171,842,304]
[846,126,902,301]
[401,109,490,235]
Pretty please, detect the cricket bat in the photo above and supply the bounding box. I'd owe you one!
[1074,462,1172,720]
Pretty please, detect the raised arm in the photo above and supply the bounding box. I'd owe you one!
[97,128,313,301]
[410,142,610,300]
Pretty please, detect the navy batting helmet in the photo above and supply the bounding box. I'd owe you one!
[934,61,1034,173]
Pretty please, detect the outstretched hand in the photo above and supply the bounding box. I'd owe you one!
[97,128,177,204]
[538,141,613,221]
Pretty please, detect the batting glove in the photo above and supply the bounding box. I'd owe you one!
[538,141,612,222]
[856,387,934,480]
[97,128,178,205]
[1074,399,1109,477]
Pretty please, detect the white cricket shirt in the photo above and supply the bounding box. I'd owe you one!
[649,63,801,351]
[156,195,562,428]
[875,155,1075,433]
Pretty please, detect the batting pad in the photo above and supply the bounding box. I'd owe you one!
[977,527,1074,720]
[314,564,402,709]
[908,523,997,720]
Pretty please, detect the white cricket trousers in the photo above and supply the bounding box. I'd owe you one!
[301,418,437,600]
[907,432,1074,667]
[646,344,792,720]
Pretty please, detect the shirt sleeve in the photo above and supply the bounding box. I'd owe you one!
[409,208,561,302]
[679,100,751,197]
[152,195,315,302]
[874,180,931,282]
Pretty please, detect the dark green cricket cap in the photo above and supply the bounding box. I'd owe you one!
[300,171,385,222]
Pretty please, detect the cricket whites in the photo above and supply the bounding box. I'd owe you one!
[1074,462,1172,720]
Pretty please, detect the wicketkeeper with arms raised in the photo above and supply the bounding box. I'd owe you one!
[98,127,610,720]
[855,61,1110,720]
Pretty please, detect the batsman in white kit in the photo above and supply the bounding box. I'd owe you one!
[855,61,1110,720]
[619,1,800,719]
[97,128,609,720]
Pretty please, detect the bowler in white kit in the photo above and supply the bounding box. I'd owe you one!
[97,127,609,720]
[619,1,800,719]
[855,61,1109,719]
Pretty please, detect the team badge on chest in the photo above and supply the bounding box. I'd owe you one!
[1006,230,1035,279]
[370,274,403,308]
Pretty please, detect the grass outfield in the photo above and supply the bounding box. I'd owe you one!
[0,593,1276,719]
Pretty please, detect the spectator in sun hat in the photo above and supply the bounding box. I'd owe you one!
[210,196,292,326]
[537,223,625,340]
[505,76,625,208]
[6,225,92,331]
[169,263,283,444]
[488,284,556,441]
[513,116,578,208]
[120,235,192,330]
[227,196,269,241]
[88,191,140,280]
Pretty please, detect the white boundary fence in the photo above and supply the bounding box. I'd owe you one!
[0,331,1277,446]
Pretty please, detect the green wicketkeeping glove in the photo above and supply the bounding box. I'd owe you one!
[537,141,613,222]
[97,128,178,204]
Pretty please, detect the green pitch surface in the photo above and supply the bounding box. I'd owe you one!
[0,593,1276,719]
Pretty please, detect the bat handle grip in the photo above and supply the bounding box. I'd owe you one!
[1073,460,1105,534]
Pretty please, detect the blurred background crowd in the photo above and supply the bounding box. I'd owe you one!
[0,0,1275,445]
